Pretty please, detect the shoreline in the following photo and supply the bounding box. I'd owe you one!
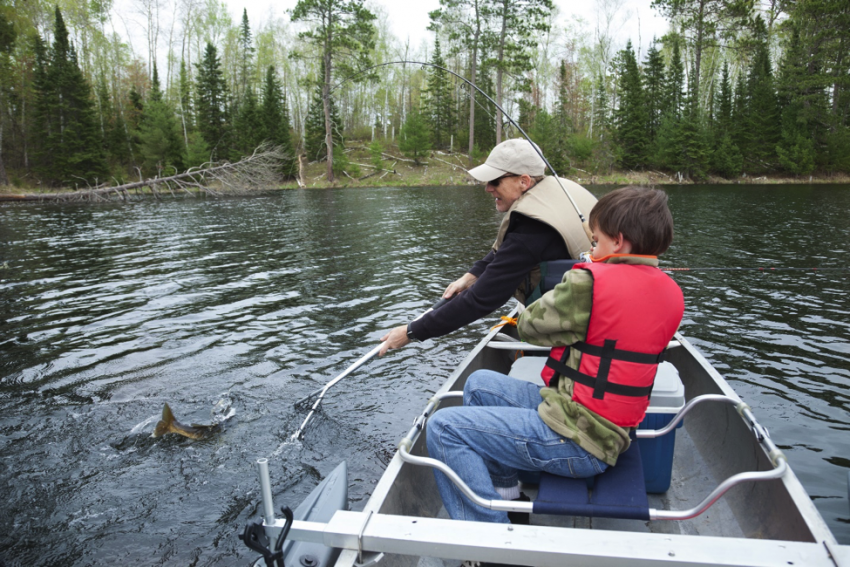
[2,149,849,199]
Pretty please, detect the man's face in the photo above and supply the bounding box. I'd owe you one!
[485,174,527,212]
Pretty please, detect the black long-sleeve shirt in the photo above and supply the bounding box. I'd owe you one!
[408,213,570,341]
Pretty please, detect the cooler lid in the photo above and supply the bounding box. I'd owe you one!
[647,362,686,412]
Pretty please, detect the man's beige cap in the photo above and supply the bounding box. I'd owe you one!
[467,138,546,182]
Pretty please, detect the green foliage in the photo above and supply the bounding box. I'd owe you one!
[643,42,665,141]
[613,41,647,170]
[369,139,384,170]
[137,64,185,174]
[232,89,263,160]
[33,7,107,186]
[195,42,229,160]
[260,66,297,178]
[399,107,431,164]
[304,77,343,163]
[423,38,455,150]
[742,16,779,172]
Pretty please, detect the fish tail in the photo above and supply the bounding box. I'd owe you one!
[153,403,176,438]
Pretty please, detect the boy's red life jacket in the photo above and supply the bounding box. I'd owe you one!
[541,261,684,428]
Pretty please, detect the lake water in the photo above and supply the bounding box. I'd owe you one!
[0,184,848,565]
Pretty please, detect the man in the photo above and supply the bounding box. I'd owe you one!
[379,138,597,355]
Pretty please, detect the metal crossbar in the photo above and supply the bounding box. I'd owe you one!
[397,392,788,521]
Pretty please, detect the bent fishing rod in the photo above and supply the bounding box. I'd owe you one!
[289,297,450,441]
[330,60,593,241]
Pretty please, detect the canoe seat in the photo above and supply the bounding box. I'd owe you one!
[533,439,650,520]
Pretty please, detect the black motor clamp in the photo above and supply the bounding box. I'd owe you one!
[240,506,294,567]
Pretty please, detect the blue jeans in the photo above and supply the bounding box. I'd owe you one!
[425,369,608,523]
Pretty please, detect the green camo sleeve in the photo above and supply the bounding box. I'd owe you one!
[516,268,593,347]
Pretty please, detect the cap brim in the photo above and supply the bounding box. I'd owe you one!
[466,162,507,182]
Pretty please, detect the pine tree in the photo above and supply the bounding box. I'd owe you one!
[238,9,255,103]
[260,66,297,179]
[232,89,263,159]
[33,7,107,186]
[304,74,343,163]
[710,62,742,177]
[473,60,496,152]
[545,61,573,175]
[665,39,685,119]
[643,41,666,145]
[743,16,780,172]
[137,64,185,174]
[423,37,455,150]
[399,106,431,164]
[195,42,229,160]
[613,41,648,170]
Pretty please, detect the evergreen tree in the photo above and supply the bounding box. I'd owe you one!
[710,62,742,177]
[238,9,255,102]
[399,106,431,164]
[195,42,229,160]
[137,64,185,174]
[665,39,685,119]
[33,7,107,186]
[260,66,297,178]
[613,41,648,170]
[232,89,263,159]
[545,61,573,175]
[423,37,455,150]
[743,16,780,172]
[775,24,825,175]
[304,74,343,163]
[473,59,496,152]
[643,41,666,145]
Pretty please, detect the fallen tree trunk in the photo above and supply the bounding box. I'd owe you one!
[0,145,287,202]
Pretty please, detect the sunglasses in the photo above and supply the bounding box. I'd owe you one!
[487,174,520,188]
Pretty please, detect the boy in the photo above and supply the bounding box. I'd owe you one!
[425,186,684,524]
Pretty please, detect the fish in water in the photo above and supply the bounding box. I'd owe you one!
[152,402,229,439]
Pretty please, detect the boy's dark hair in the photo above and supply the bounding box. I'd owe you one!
[589,186,673,255]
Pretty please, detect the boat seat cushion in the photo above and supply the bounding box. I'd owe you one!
[533,440,650,520]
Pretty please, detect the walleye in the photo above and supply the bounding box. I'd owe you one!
[152,402,230,439]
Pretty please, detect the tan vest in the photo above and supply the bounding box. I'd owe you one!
[492,176,597,303]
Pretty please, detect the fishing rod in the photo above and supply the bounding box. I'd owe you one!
[289,297,450,441]
[329,60,594,242]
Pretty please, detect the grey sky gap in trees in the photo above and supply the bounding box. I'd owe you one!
[290,0,376,183]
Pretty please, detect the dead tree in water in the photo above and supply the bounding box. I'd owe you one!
[0,145,287,202]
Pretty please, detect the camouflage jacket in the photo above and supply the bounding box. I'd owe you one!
[516,255,660,466]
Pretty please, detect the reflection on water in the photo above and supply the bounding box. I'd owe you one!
[0,185,848,565]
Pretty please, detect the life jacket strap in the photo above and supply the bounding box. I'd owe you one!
[571,340,666,364]
[545,340,659,399]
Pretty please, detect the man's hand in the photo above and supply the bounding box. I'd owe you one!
[443,273,477,299]
[379,324,410,356]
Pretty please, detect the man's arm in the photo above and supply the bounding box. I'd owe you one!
[408,215,568,342]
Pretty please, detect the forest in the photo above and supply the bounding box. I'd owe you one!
[0,0,847,189]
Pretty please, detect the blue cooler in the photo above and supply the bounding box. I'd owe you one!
[637,361,685,493]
